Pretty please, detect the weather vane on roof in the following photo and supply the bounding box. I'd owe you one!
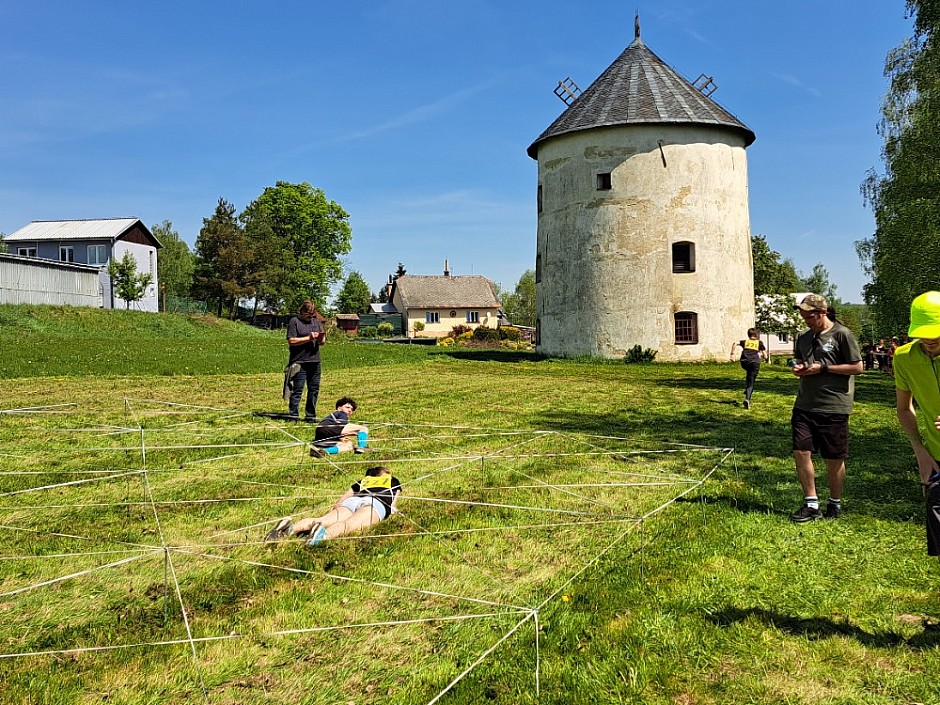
[635,11,640,40]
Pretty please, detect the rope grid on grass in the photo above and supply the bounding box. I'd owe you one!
[0,397,732,703]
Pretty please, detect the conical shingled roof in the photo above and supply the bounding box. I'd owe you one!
[527,37,755,159]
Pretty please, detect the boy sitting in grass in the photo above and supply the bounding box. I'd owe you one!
[309,396,371,457]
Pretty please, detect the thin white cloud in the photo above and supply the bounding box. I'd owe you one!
[769,72,822,97]
[337,79,499,142]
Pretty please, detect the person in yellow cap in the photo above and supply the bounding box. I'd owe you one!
[789,294,863,522]
[894,291,940,560]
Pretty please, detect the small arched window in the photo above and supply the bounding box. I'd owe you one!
[535,253,542,284]
[672,242,695,273]
[674,312,698,345]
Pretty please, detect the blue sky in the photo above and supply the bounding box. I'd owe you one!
[0,1,914,303]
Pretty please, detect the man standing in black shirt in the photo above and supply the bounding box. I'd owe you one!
[788,294,863,522]
[286,300,324,421]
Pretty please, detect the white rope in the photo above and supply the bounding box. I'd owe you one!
[0,523,160,551]
[401,495,620,517]
[395,510,523,603]
[482,481,696,490]
[0,403,77,414]
[171,517,641,550]
[0,551,157,597]
[134,423,210,701]
[0,548,151,560]
[0,611,519,660]
[176,549,531,613]
[1,495,337,510]
[0,469,147,497]
[424,610,537,705]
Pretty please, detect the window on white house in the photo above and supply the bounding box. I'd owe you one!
[87,244,107,266]
[675,312,698,345]
[425,312,440,324]
[59,246,75,263]
[672,241,695,273]
[17,247,37,257]
[778,332,789,343]
[466,311,480,323]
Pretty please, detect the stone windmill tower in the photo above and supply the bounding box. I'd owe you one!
[527,20,756,361]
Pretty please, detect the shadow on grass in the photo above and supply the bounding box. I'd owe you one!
[706,606,940,650]
[429,349,547,363]
[675,494,786,517]
[528,404,920,524]
[652,369,897,409]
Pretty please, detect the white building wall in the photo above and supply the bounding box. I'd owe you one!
[107,241,159,312]
[536,124,755,361]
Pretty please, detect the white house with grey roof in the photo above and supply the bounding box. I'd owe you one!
[528,22,756,361]
[4,218,162,311]
[389,270,501,338]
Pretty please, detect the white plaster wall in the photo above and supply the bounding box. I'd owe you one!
[108,241,159,312]
[535,124,755,361]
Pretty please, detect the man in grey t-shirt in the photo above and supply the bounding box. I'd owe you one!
[789,294,863,523]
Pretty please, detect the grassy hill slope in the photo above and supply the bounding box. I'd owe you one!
[0,304,430,378]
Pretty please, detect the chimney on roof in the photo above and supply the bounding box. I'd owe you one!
[444,259,450,277]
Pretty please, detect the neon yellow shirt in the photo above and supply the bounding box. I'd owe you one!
[894,340,940,459]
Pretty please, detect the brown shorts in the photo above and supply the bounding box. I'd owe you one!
[791,408,849,459]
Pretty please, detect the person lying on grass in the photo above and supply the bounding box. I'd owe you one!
[309,396,371,457]
[265,466,401,546]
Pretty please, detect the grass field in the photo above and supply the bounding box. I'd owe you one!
[1,306,938,705]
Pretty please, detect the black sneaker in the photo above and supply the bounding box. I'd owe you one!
[309,445,326,458]
[790,505,822,523]
[824,503,842,519]
[354,446,374,455]
[264,517,293,542]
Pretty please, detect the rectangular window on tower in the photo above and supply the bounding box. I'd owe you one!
[596,173,612,190]
[674,312,698,345]
[672,242,695,273]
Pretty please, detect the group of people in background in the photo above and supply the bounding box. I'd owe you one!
[861,337,905,373]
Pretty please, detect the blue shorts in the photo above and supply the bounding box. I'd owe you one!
[339,495,387,521]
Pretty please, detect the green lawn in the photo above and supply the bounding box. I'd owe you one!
[0,306,937,704]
